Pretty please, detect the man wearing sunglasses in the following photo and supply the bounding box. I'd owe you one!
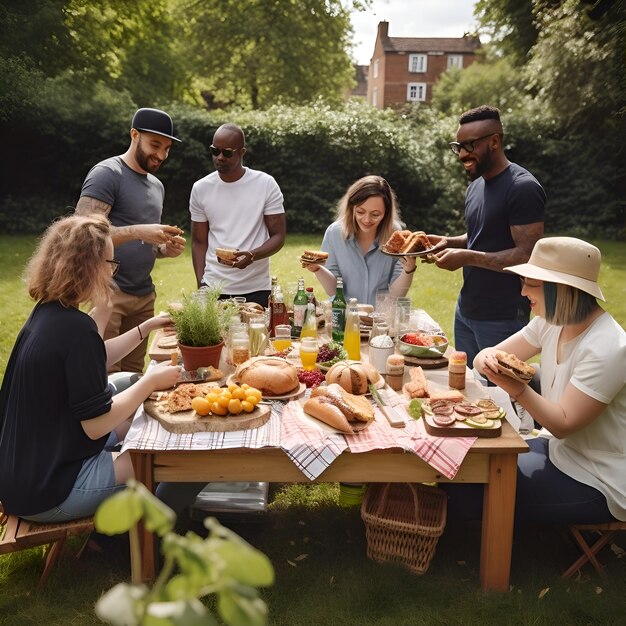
[76,108,186,373]
[427,105,546,365]
[189,123,286,307]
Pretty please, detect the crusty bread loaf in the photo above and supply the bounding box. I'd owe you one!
[234,356,299,396]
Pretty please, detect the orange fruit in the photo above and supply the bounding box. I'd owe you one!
[232,386,247,400]
[227,398,242,415]
[227,383,239,393]
[211,402,228,416]
[241,400,255,413]
[217,394,231,408]
[246,388,262,403]
[245,395,260,407]
[191,397,211,416]
[205,392,219,404]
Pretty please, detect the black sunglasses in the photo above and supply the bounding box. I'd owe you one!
[209,145,242,158]
[106,259,120,276]
[449,133,496,156]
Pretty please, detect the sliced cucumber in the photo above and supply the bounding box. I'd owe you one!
[465,418,497,429]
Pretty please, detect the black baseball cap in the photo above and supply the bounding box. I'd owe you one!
[131,108,181,142]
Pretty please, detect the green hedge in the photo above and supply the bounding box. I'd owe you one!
[0,89,622,239]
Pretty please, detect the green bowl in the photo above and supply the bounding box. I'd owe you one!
[398,332,448,358]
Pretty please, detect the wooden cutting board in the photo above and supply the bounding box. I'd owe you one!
[143,400,270,433]
[148,329,179,362]
[403,354,449,369]
[423,413,502,438]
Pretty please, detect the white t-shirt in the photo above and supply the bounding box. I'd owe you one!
[189,168,284,293]
[522,312,626,520]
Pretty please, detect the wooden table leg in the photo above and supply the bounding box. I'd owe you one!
[130,452,157,584]
[480,453,518,592]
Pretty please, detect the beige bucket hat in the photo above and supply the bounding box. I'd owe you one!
[504,236,605,301]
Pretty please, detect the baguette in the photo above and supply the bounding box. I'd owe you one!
[304,383,374,432]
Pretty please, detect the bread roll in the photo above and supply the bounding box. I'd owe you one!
[325,360,382,395]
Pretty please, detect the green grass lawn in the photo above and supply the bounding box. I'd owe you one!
[1,234,625,624]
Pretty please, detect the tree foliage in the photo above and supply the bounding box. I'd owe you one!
[180,0,363,109]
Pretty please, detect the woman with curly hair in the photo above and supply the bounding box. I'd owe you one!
[0,214,181,522]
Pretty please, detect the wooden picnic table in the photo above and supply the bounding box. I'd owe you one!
[131,318,528,591]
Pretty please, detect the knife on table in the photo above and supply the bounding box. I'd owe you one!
[369,384,406,428]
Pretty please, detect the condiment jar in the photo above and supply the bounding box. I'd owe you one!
[448,351,467,390]
[385,354,405,391]
[231,332,251,366]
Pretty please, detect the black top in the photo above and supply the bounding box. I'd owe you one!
[0,301,112,515]
[459,163,546,321]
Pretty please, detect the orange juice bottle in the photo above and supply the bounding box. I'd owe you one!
[343,298,361,360]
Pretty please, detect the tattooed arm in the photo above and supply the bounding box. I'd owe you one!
[75,196,182,247]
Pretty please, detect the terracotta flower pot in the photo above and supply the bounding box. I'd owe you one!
[177,341,224,371]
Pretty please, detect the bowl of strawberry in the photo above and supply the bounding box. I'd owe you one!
[398,331,448,357]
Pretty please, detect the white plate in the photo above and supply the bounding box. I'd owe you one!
[226,375,306,400]
[380,246,436,257]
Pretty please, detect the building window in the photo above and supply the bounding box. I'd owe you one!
[372,87,378,107]
[408,53,427,73]
[407,82,427,102]
[373,59,379,79]
[447,55,463,69]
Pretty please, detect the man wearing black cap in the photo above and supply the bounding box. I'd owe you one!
[76,108,186,373]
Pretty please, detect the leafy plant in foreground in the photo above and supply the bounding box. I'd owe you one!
[94,479,274,626]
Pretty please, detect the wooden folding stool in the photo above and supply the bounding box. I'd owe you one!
[0,503,93,589]
[562,521,626,579]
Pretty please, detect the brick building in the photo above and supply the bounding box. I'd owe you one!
[367,21,481,109]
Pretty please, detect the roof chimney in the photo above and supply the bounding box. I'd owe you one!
[378,21,389,41]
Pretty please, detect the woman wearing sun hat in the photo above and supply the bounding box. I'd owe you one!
[470,237,626,524]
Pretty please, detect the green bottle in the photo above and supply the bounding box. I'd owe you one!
[292,277,308,337]
[331,276,347,342]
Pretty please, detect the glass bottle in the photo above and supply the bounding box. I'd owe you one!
[305,286,317,309]
[292,277,308,338]
[343,298,361,360]
[270,281,289,336]
[331,276,347,343]
[300,301,318,340]
[268,275,277,332]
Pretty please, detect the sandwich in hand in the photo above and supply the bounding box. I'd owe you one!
[303,383,374,433]
[300,250,329,266]
[494,351,534,384]
[216,248,239,263]
[383,230,432,254]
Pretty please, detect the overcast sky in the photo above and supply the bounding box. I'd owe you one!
[350,0,479,65]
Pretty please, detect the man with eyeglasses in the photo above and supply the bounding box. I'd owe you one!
[76,108,186,373]
[428,105,546,365]
[189,123,286,306]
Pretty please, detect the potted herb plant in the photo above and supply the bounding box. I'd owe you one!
[168,285,239,370]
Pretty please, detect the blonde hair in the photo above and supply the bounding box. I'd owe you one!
[544,282,598,326]
[337,175,401,243]
[26,213,113,308]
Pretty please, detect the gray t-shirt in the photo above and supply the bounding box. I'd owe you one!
[80,156,164,295]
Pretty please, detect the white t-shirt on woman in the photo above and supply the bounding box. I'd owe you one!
[522,312,626,520]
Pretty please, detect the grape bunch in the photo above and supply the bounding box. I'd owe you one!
[316,341,347,364]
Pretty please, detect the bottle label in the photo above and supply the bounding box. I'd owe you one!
[293,304,307,330]
[332,309,345,340]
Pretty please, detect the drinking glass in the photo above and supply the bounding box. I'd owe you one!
[248,315,268,356]
[284,282,298,314]
[232,296,247,306]
[273,325,292,352]
[299,338,319,370]
[395,297,412,334]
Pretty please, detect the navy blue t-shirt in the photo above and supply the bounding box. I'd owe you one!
[459,163,546,321]
[0,302,112,515]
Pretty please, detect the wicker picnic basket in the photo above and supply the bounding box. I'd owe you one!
[360,482,447,574]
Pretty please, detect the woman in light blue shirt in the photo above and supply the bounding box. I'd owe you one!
[303,175,416,305]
